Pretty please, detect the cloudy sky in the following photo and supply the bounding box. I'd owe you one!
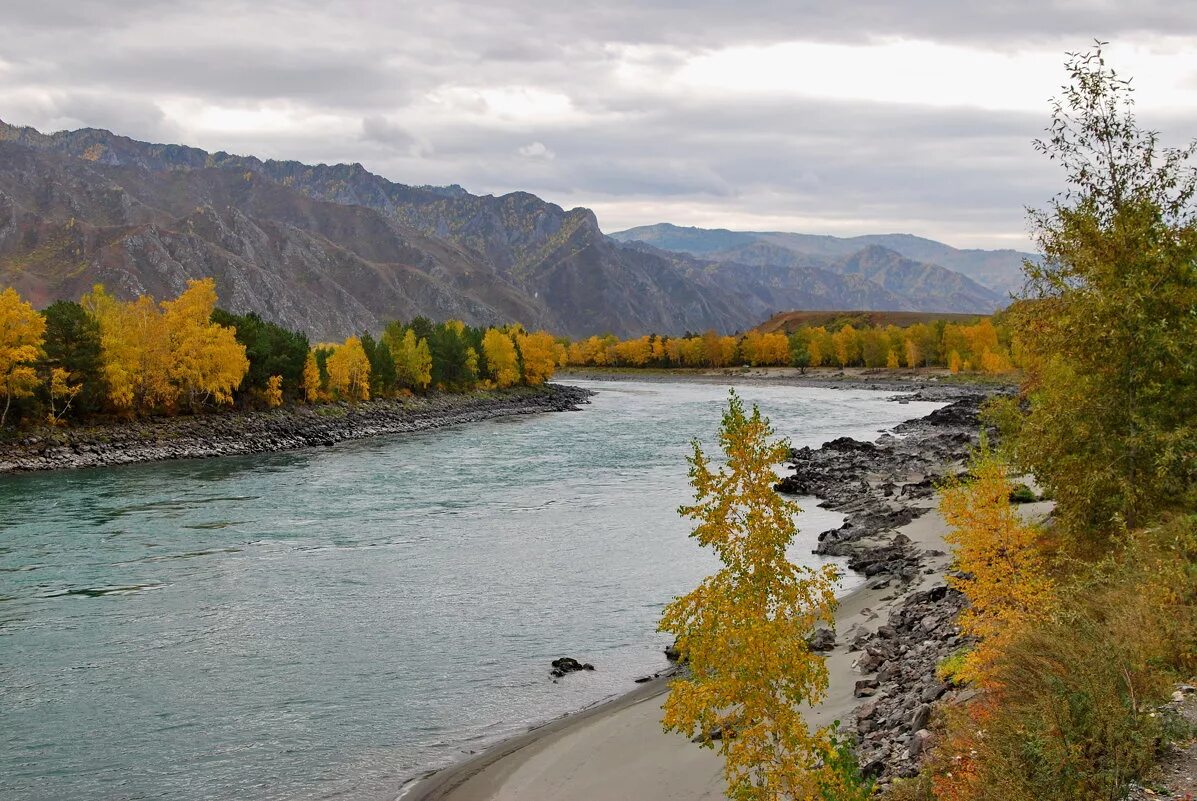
[3,1,1196,249]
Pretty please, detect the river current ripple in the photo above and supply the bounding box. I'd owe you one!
[0,379,943,801]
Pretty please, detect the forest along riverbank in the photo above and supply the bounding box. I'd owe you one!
[0,384,593,473]
[403,386,1010,801]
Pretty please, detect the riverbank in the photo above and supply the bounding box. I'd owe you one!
[0,384,593,473]
[404,390,1007,800]
[557,365,1015,399]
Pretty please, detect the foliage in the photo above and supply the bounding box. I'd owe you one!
[360,332,397,397]
[384,324,433,392]
[481,328,520,387]
[211,308,309,404]
[1008,484,1037,504]
[428,319,479,391]
[515,330,557,385]
[561,319,1016,375]
[160,279,249,409]
[0,286,46,427]
[79,281,248,414]
[264,375,284,409]
[927,516,1197,801]
[41,300,104,417]
[659,390,841,801]
[1005,43,1197,538]
[302,352,323,403]
[46,367,83,424]
[81,286,172,412]
[324,336,371,402]
[820,724,875,801]
[940,442,1057,688]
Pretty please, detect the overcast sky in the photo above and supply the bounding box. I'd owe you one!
[3,1,1196,249]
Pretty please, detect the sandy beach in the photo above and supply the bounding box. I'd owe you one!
[404,505,958,801]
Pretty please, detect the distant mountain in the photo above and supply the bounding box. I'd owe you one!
[0,121,1013,339]
[0,121,750,339]
[610,222,1033,298]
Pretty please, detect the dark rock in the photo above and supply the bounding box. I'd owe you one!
[550,656,594,678]
[807,627,836,652]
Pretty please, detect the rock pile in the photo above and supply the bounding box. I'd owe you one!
[550,657,595,678]
[772,389,1006,783]
[776,394,997,577]
[850,585,972,786]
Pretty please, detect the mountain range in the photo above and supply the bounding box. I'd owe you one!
[0,120,1029,340]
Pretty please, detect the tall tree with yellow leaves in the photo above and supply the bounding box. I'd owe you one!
[81,286,173,412]
[302,352,324,403]
[160,279,248,409]
[515,331,557,385]
[940,442,1057,688]
[326,336,371,402]
[659,391,843,801]
[481,328,520,388]
[0,287,46,427]
[389,328,433,392]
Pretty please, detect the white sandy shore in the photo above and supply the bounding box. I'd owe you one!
[404,505,957,801]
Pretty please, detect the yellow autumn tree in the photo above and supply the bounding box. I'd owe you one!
[482,328,520,388]
[389,329,433,392]
[940,442,1057,688]
[326,336,371,402]
[516,331,557,385]
[659,390,843,800]
[264,375,284,408]
[160,278,248,408]
[302,352,324,403]
[81,286,174,412]
[47,367,83,425]
[0,287,46,427]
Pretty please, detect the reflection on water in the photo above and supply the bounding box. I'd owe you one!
[0,379,943,801]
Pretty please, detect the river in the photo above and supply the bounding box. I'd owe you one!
[0,379,943,801]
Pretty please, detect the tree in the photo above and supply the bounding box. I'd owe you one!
[0,287,45,427]
[481,328,520,387]
[81,286,173,413]
[388,328,433,392]
[264,375,284,408]
[41,300,104,416]
[516,331,558,385]
[211,309,309,404]
[46,367,83,425]
[659,391,842,800]
[429,320,478,390]
[360,331,397,396]
[160,279,248,409]
[940,442,1057,688]
[1001,43,1197,537]
[325,337,371,402]
[302,352,323,403]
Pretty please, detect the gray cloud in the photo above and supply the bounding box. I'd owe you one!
[2,0,1195,248]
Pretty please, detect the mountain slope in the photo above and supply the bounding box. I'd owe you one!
[0,120,1013,337]
[610,222,1032,298]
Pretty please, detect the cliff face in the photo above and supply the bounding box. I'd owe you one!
[0,120,1010,339]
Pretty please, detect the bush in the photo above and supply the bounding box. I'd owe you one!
[1009,484,1037,503]
[928,516,1197,801]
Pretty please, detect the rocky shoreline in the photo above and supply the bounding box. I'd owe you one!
[0,384,594,474]
[775,387,1005,787]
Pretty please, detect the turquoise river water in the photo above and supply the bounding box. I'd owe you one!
[0,379,943,801]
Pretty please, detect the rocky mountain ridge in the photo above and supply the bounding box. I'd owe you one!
[1,120,1014,338]
[611,222,1032,298]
